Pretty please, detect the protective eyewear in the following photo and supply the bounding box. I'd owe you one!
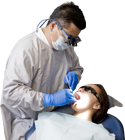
[36,19,81,46]
[59,27,81,47]
[80,86,100,103]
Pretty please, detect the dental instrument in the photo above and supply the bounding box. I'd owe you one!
[66,75,74,94]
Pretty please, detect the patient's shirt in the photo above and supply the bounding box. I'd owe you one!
[35,112,115,140]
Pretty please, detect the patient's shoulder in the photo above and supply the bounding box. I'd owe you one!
[98,123,104,128]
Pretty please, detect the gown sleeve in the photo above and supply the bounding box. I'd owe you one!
[3,45,45,111]
[70,50,84,82]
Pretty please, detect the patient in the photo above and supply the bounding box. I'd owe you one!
[72,84,109,124]
[35,84,115,140]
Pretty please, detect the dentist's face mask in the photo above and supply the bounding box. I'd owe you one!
[51,26,71,51]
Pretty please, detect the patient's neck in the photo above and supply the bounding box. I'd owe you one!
[73,110,94,122]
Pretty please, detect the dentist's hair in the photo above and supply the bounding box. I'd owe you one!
[92,84,109,124]
[47,2,86,30]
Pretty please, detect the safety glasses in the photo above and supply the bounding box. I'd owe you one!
[59,26,81,47]
[36,19,81,47]
[80,86,100,103]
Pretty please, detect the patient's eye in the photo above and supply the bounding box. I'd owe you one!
[78,88,83,92]
[78,88,86,93]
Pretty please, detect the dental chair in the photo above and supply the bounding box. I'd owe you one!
[25,105,124,140]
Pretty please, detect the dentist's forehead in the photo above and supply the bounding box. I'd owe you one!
[83,84,101,95]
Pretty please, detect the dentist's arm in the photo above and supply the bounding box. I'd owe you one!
[64,49,83,91]
[3,47,76,111]
[3,49,45,111]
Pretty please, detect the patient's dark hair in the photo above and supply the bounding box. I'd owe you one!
[47,2,86,30]
[92,84,109,124]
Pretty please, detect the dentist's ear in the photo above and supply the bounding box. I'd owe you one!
[93,103,101,110]
[49,21,57,32]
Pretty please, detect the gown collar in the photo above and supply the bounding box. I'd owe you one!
[36,28,51,48]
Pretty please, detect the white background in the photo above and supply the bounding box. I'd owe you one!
[0,0,125,139]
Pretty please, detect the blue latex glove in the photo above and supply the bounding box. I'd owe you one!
[64,71,78,91]
[43,89,77,107]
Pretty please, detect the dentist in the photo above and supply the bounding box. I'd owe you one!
[1,2,86,140]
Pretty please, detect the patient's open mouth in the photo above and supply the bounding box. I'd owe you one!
[74,93,80,100]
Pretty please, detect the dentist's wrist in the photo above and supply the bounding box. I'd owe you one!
[43,93,54,107]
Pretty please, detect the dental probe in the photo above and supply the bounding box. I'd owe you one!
[66,76,75,95]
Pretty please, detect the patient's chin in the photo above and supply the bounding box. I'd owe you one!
[71,100,91,112]
[72,102,77,106]
[71,102,77,110]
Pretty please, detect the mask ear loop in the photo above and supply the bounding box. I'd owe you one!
[56,25,68,44]
[56,25,60,37]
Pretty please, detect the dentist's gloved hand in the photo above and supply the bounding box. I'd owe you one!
[43,89,77,107]
[64,71,78,91]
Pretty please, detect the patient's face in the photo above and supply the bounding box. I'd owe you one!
[71,84,101,112]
